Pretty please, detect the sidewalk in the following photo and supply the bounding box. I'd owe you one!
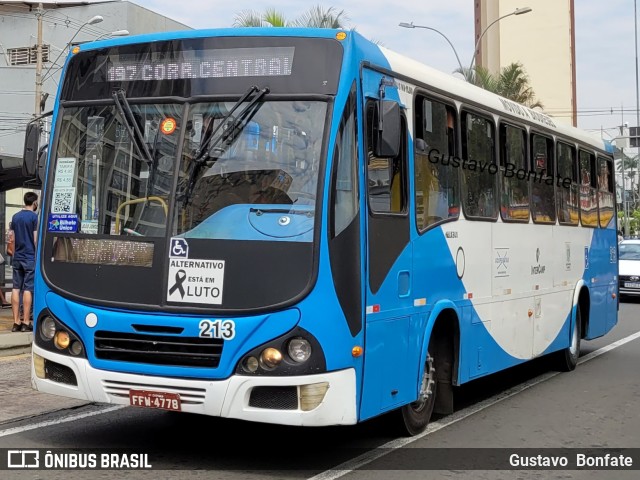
[0,300,33,357]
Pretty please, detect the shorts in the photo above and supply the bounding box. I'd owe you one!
[12,259,35,292]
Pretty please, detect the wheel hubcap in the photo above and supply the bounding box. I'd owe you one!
[411,354,435,412]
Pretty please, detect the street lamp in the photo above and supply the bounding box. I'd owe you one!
[41,15,104,85]
[468,7,532,76]
[94,30,130,41]
[398,22,465,74]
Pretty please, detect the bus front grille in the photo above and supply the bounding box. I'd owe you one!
[94,330,223,368]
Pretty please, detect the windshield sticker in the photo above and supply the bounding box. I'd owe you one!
[48,213,78,233]
[54,157,77,188]
[51,187,76,214]
[170,238,189,258]
[81,220,98,234]
[167,258,225,305]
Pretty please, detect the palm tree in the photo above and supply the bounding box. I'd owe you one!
[233,8,289,27]
[233,5,349,29]
[291,6,349,28]
[456,62,543,109]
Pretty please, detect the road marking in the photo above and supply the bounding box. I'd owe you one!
[308,330,640,480]
[0,405,124,438]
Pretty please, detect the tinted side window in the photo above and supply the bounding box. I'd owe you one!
[332,91,359,238]
[500,124,529,222]
[579,150,598,227]
[556,142,578,225]
[531,134,556,224]
[414,96,459,230]
[597,155,615,228]
[462,112,497,219]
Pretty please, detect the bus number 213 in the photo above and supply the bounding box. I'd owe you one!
[199,319,236,340]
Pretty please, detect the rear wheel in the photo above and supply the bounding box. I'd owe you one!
[554,305,581,371]
[393,354,437,436]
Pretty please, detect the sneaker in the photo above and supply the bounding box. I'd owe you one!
[20,323,33,332]
[11,323,21,332]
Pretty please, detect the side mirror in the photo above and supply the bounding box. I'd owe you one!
[23,121,41,177]
[373,100,401,158]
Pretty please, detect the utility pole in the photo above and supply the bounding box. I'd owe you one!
[621,124,630,237]
[34,2,44,117]
[635,0,640,212]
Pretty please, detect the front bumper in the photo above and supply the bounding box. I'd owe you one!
[31,344,357,426]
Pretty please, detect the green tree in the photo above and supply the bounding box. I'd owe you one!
[233,5,349,28]
[291,5,348,28]
[233,8,289,27]
[456,62,543,109]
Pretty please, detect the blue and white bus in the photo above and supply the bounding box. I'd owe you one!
[24,28,618,436]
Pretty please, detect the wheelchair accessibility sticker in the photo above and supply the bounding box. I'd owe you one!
[170,237,189,258]
[167,258,225,305]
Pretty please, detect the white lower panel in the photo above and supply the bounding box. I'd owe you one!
[31,345,357,426]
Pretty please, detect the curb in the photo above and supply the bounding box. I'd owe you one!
[0,332,32,358]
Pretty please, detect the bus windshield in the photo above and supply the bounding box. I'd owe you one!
[51,99,326,239]
[41,35,342,310]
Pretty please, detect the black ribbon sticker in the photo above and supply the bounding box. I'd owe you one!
[168,269,187,298]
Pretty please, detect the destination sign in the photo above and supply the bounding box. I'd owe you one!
[104,46,294,82]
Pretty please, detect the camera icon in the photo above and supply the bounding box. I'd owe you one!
[7,450,39,468]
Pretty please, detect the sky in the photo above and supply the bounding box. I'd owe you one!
[127,0,639,146]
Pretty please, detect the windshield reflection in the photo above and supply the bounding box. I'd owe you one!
[175,100,326,240]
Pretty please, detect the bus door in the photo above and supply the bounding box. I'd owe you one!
[359,91,417,420]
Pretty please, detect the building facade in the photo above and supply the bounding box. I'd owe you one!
[474,0,577,126]
[0,0,191,292]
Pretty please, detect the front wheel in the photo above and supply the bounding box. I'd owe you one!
[553,305,582,372]
[390,354,437,436]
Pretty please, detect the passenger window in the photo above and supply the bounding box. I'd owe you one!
[331,91,359,238]
[462,112,497,219]
[414,96,459,230]
[579,150,598,227]
[597,156,615,228]
[556,142,578,225]
[499,124,529,222]
[531,134,555,224]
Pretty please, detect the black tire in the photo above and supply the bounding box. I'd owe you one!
[554,304,582,372]
[389,353,437,436]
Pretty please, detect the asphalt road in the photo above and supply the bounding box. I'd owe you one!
[0,299,638,479]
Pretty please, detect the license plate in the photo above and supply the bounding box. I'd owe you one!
[624,282,640,288]
[129,389,181,411]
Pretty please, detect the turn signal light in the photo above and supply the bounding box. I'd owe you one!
[54,331,71,350]
[260,347,283,369]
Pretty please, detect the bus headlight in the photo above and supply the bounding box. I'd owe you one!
[54,331,71,350]
[235,326,325,376]
[260,347,282,369]
[34,310,87,359]
[69,340,83,356]
[242,356,259,373]
[288,338,311,363]
[40,317,56,340]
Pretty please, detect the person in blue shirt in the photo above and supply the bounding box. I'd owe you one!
[10,192,38,332]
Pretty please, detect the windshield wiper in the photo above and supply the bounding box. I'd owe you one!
[181,85,269,207]
[112,89,156,199]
